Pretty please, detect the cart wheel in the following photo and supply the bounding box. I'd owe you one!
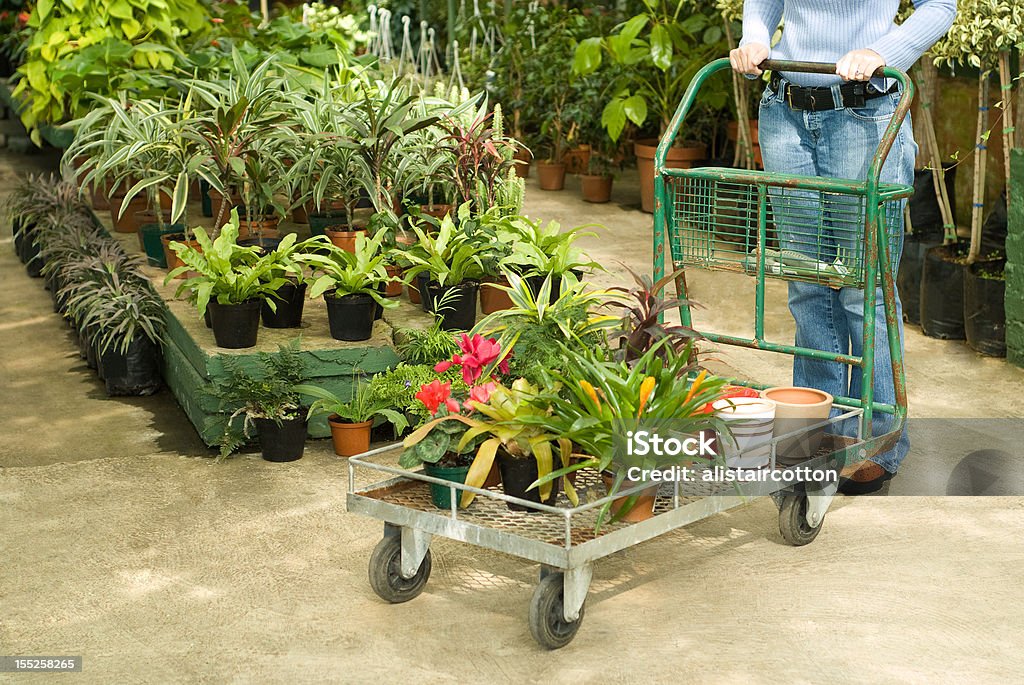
[529,572,584,650]
[368,536,431,603]
[778,494,822,546]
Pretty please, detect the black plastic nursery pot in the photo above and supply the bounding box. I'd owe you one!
[98,336,163,397]
[920,244,967,340]
[324,292,376,341]
[427,280,479,331]
[423,461,471,509]
[237,236,284,251]
[261,281,307,329]
[254,416,307,462]
[208,300,262,349]
[908,165,957,244]
[24,237,44,278]
[140,223,186,268]
[308,211,349,237]
[496,450,560,512]
[964,258,1006,358]
[897,234,940,326]
[199,179,213,218]
[417,273,433,312]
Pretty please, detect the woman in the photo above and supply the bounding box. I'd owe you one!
[730,0,956,493]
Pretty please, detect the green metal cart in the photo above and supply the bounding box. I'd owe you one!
[654,58,914,466]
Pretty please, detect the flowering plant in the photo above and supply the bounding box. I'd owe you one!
[398,336,509,471]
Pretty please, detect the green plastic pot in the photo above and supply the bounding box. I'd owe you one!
[140,223,186,267]
[423,462,471,509]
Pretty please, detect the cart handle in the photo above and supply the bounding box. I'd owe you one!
[655,58,914,193]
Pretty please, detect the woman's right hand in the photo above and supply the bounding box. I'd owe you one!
[730,43,770,75]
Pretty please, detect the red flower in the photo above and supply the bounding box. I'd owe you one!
[211,17,224,24]
[415,380,459,415]
[463,382,497,411]
[17,11,30,24]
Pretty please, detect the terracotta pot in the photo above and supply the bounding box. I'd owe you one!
[325,227,368,253]
[328,416,372,457]
[291,202,309,224]
[384,265,404,297]
[161,234,202,278]
[634,139,707,213]
[237,213,281,239]
[760,387,834,464]
[407,280,422,305]
[91,180,112,211]
[580,174,613,203]
[419,204,454,220]
[480,277,514,313]
[562,144,592,175]
[109,194,150,233]
[536,162,567,191]
[601,473,658,522]
[158,191,173,210]
[207,188,242,224]
[513,147,532,178]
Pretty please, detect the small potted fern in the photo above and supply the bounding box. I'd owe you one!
[295,382,409,457]
[209,341,309,462]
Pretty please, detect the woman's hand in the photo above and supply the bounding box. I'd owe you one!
[730,43,770,75]
[836,49,886,81]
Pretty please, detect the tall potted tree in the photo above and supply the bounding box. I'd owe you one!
[574,1,730,212]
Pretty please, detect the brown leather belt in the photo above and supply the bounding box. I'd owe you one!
[769,72,898,111]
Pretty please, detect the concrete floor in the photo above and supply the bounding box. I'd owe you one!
[3,148,1024,683]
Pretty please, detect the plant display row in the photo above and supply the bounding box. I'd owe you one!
[221,263,740,526]
[161,201,598,350]
[3,174,166,396]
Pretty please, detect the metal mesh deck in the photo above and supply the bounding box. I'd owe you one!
[665,173,904,289]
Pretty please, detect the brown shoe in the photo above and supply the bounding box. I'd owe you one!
[839,460,894,495]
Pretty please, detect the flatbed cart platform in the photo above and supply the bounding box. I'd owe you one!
[349,420,859,649]
[347,59,913,650]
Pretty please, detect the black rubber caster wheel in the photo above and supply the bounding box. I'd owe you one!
[779,494,823,546]
[529,572,583,649]
[368,535,431,603]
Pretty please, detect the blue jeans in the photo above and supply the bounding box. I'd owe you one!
[758,82,917,472]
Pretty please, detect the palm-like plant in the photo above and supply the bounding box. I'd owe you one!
[182,52,291,226]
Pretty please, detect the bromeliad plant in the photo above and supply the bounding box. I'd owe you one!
[525,339,730,528]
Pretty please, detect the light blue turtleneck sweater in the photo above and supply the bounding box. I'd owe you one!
[740,0,957,86]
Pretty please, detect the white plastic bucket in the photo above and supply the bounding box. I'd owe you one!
[712,397,777,470]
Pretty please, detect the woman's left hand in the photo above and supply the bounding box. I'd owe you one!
[836,49,886,81]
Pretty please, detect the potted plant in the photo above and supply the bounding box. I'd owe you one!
[289,87,371,240]
[574,1,729,212]
[499,216,600,302]
[295,382,409,457]
[296,232,398,342]
[398,334,512,509]
[209,340,309,462]
[400,206,489,331]
[259,238,310,329]
[530,340,729,526]
[579,137,621,204]
[166,211,291,349]
[184,52,290,228]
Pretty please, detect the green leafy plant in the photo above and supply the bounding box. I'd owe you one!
[165,210,292,315]
[608,266,699,361]
[296,232,398,308]
[525,340,730,528]
[367,363,467,424]
[573,0,730,141]
[208,339,308,457]
[398,205,489,287]
[473,272,618,386]
[499,216,600,278]
[295,382,409,433]
[396,322,461,365]
[12,0,206,141]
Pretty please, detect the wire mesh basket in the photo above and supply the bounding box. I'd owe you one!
[664,170,907,289]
